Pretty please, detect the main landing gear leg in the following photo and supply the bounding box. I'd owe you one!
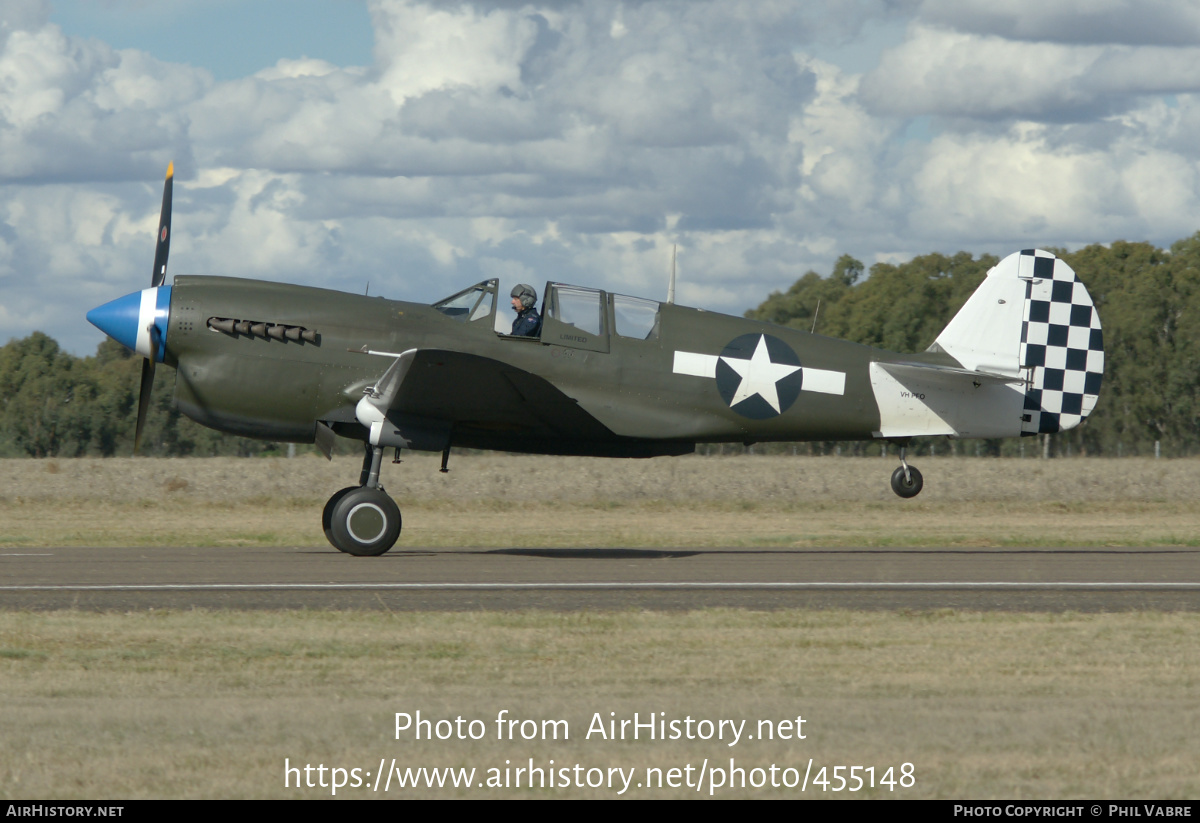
[889,442,924,499]
[323,443,403,556]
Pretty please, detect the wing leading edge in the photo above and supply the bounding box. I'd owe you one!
[346,348,690,457]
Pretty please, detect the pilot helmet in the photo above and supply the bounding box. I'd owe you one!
[511,284,537,309]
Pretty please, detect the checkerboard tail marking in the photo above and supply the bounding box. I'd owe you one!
[1017,250,1104,434]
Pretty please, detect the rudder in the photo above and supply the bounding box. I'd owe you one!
[932,249,1104,435]
[1015,250,1104,434]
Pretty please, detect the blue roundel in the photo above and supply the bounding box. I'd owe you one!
[714,333,803,419]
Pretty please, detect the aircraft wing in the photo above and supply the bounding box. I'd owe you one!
[351,348,616,451]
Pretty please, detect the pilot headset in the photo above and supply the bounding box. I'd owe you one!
[511,284,537,309]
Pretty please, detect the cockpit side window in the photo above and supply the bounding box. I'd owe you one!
[432,279,498,322]
[612,294,661,340]
[549,285,604,336]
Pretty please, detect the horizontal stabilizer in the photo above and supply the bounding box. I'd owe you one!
[869,359,1027,439]
[878,361,1024,387]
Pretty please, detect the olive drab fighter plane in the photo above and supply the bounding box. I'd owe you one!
[88,166,1105,556]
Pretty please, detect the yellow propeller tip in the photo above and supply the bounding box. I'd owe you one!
[166,161,174,179]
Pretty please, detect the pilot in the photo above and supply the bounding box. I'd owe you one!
[510,284,541,337]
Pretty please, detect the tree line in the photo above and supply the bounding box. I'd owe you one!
[744,235,1200,458]
[0,334,276,458]
[2,234,1197,458]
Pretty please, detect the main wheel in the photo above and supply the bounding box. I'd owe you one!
[890,465,924,499]
[322,486,358,550]
[327,487,402,556]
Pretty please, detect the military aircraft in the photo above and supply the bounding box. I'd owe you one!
[88,166,1104,555]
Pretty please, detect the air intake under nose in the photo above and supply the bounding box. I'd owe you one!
[86,286,171,362]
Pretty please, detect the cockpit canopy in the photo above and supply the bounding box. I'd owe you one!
[431,279,662,347]
[432,279,498,322]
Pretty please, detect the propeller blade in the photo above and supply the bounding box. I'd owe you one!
[134,357,155,455]
[133,322,164,455]
[150,162,173,288]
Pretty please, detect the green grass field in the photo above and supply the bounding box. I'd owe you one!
[3,454,1199,547]
[1,456,1197,798]
[2,609,1198,799]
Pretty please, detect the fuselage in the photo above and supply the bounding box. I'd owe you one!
[144,274,934,455]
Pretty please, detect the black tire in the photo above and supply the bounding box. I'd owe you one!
[890,465,924,499]
[322,486,358,550]
[327,487,402,556]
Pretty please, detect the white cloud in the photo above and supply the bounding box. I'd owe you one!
[918,0,1200,46]
[4,0,1200,357]
[0,0,50,45]
[0,9,205,183]
[898,122,1200,249]
[861,25,1200,121]
[907,128,1129,241]
[788,57,891,212]
[1121,151,1200,234]
[371,0,539,103]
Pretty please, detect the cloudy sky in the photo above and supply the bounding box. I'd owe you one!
[4,0,1199,355]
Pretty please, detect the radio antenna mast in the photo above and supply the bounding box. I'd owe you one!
[667,244,677,304]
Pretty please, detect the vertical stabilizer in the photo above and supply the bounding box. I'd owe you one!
[932,253,1027,376]
[933,249,1103,435]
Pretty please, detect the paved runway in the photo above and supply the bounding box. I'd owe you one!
[2,546,1199,611]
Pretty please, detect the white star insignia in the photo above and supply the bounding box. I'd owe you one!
[720,334,800,413]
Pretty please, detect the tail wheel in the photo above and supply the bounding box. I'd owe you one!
[327,487,402,556]
[890,465,923,499]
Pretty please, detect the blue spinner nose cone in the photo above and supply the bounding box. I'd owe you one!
[87,286,171,361]
[87,291,142,353]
